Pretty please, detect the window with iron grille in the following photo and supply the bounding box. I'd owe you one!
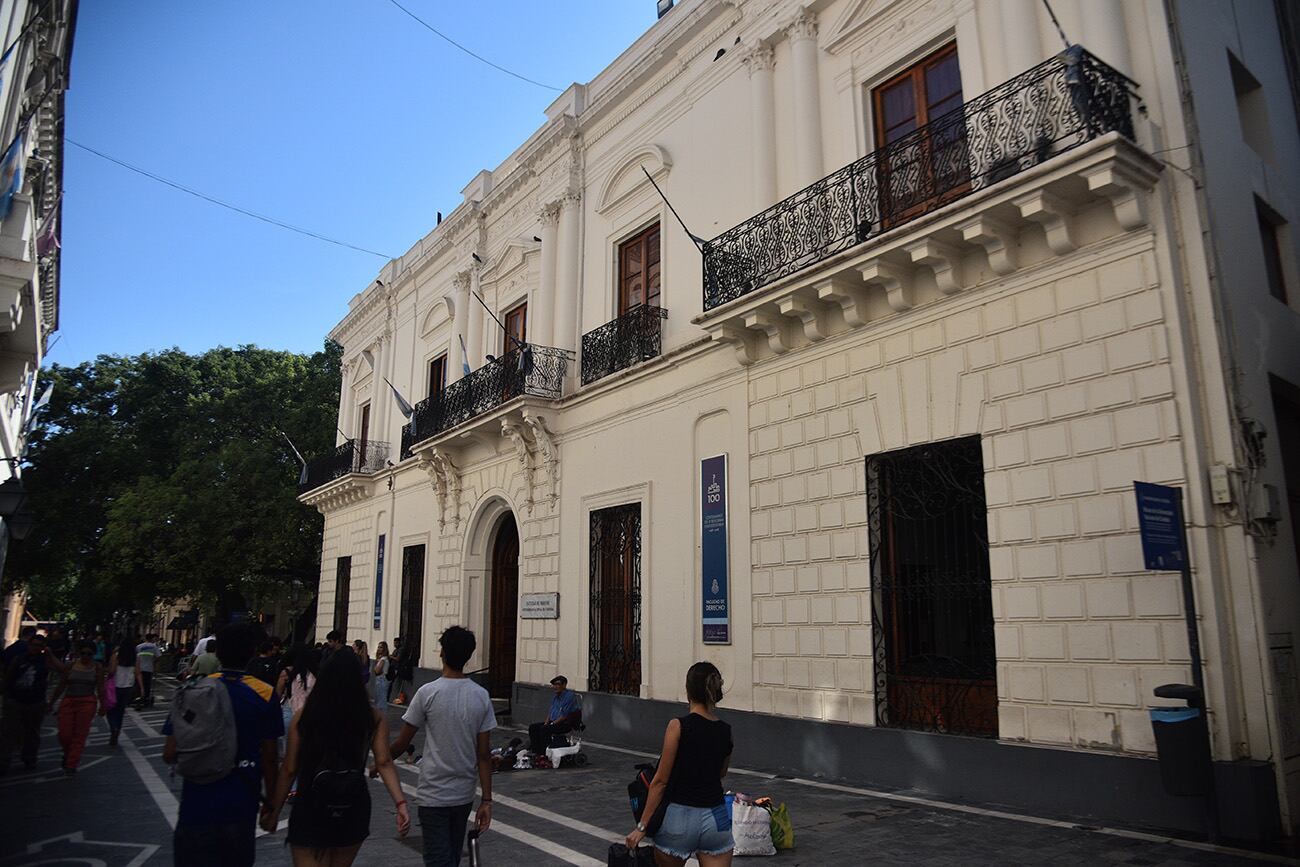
[589,504,642,696]
[400,545,425,656]
[866,436,997,737]
[334,556,352,636]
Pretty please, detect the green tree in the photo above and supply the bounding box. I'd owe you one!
[4,342,341,624]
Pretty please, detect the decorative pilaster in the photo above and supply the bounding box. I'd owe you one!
[501,419,534,513]
[787,8,823,188]
[744,41,777,209]
[534,203,560,348]
[451,271,471,382]
[554,193,582,352]
[468,260,485,367]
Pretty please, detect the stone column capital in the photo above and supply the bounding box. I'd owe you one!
[452,270,471,291]
[786,7,818,42]
[538,201,561,227]
[559,190,582,208]
[743,41,775,75]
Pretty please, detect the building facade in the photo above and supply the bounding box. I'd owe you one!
[301,0,1300,839]
[0,0,74,644]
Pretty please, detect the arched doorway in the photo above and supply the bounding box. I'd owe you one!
[488,515,519,699]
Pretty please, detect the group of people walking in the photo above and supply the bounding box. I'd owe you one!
[0,626,162,774]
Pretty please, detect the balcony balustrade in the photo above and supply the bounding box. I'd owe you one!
[580,305,669,385]
[702,47,1136,311]
[401,343,570,458]
[299,439,391,494]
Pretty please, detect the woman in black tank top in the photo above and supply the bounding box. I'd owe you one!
[626,662,735,865]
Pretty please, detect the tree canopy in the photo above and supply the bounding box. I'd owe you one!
[4,342,342,623]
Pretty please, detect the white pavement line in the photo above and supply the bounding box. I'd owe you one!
[127,708,162,739]
[392,774,604,866]
[119,729,179,830]
[531,731,1295,865]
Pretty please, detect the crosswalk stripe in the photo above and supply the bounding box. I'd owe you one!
[119,729,179,829]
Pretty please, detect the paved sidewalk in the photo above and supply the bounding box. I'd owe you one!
[1,678,1295,865]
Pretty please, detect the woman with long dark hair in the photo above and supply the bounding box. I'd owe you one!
[262,647,409,865]
[276,644,318,735]
[625,661,734,866]
[105,638,140,746]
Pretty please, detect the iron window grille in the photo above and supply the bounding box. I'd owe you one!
[589,504,642,696]
[702,46,1137,311]
[866,436,997,737]
[580,305,669,385]
[334,556,352,635]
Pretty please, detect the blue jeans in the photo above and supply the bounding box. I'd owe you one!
[418,803,473,867]
[107,685,135,733]
[173,820,255,867]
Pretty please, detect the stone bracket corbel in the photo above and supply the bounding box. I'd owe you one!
[743,309,796,355]
[959,215,1019,276]
[906,238,965,295]
[861,259,914,312]
[418,448,460,530]
[1015,191,1077,255]
[777,293,830,342]
[501,418,534,514]
[521,410,558,503]
[715,325,760,366]
[1081,161,1154,231]
[815,275,871,328]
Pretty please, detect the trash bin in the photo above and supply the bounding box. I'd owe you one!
[1150,683,1213,796]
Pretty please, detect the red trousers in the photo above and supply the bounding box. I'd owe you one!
[57,696,97,769]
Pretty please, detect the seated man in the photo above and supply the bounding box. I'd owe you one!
[528,675,581,754]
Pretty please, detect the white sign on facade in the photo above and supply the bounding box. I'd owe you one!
[521,592,560,619]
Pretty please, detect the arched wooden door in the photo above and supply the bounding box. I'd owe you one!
[488,515,519,699]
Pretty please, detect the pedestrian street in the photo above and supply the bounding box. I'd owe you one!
[1,677,1294,866]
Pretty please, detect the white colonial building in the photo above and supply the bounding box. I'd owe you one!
[0,0,74,642]
[302,0,1300,839]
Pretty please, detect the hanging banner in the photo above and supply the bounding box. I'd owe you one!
[373,534,386,629]
[701,454,730,644]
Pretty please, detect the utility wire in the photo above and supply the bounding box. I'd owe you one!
[66,139,397,260]
[382,0,561,92]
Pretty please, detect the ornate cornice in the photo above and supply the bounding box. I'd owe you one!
[298,476,375,514]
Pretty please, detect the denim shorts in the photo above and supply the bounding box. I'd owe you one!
[653,802,734,859]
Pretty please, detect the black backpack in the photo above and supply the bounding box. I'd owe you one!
[626,761,668,835]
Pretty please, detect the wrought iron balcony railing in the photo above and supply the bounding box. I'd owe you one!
[299,439,391,493]
[702,46,1136,311]
[580,305,669,385]
[400,343,571,459]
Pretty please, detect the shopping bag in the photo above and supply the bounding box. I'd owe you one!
[731,792,776,856]
[104,678,117,711]
[607,843,656,866]
[768,801,794,850]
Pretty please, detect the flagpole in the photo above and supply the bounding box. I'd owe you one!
[641,167,705,252]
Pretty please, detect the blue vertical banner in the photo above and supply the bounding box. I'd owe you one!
[701,454,730,644]
[373,534,386,630]
[1133,482,1186,570]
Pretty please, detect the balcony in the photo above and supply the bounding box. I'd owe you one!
[580,305,669,385]
[298,439,390,504]
[400,343,571,459]
[701,47,1137,312]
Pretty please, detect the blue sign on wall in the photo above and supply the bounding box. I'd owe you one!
[373,534,386,630]
[701,454,730,644]
[1134,482,1186,570]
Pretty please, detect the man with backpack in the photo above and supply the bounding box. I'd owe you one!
[162,622,284,866]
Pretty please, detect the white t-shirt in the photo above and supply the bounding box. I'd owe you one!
[114,664,135,688]
[402,676,496,808]
[136,643,159,672]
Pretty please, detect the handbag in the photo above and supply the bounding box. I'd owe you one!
[607,843,656,866]
[626,761,668,835]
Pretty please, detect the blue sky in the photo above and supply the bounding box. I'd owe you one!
[56,1,657,367]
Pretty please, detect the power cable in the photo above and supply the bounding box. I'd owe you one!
[382,0,561,92]
[66,139,397,260]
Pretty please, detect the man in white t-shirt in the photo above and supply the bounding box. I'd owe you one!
[135,634,160,706]
[384,626,494,867]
